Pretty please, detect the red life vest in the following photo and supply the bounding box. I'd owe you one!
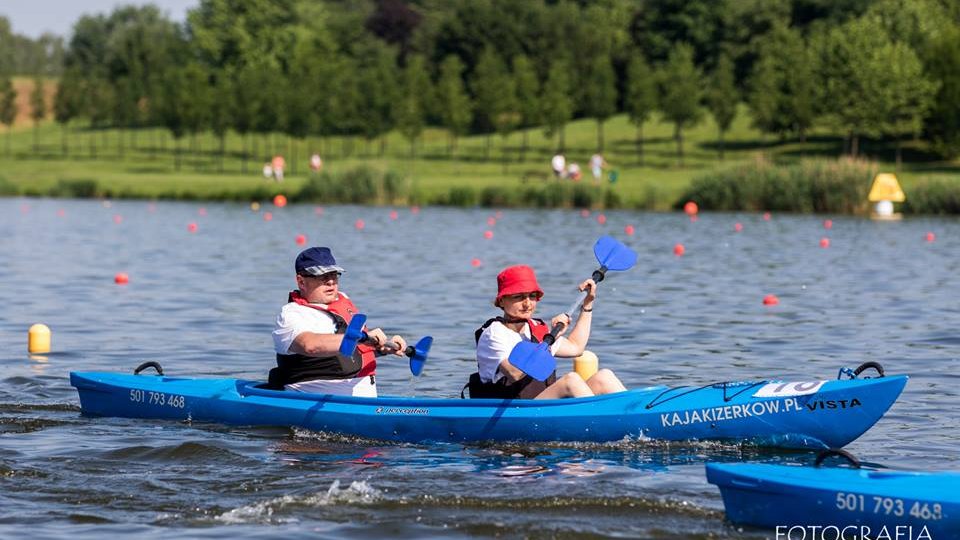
[269,291,377,389]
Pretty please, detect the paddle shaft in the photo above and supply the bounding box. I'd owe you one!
[543,267,607,345]
[361,334,417,358]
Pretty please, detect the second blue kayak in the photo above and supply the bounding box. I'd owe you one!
[707,462,959,539]
[71,368,906,446]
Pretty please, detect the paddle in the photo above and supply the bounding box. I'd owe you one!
[507,235,637,381]
[338,314,431,376]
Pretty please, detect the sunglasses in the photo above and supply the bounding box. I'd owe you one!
[504,292,542,302]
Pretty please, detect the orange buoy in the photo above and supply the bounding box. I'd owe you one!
[823,219,833,230]
[355,219,365,230]
[471,258,482,267]
[624,224,635,236]
[925,232,936,243]
[734,222,743,232]
[273,194,287,208]
[763,294,779,306]
[114,272,129,285]
[819,237,830,248]
[187,222,198,233]
[263,212,273,222]
[684,201,698,215]
[597,214,607,225]
[483,230,494,239]
[673,243,685,256]
[295,234,307,245]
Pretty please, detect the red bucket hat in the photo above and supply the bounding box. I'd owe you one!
[496,265,544,302]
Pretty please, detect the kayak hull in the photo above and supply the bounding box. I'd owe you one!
[706,463,959,539]
[70,371,907,446]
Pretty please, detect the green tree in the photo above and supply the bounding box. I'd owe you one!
[747,24,817,142]
[541,57,573,151]
[0,76,16,156]
[658,43,703,166]
[582,54,618,152]
[395,55,431,157]
[29,76,46,152]
[512,54,540,161]
[923,24,960,158]
[706,52,738,160]
[877,41,938,168]
[54,70,84,155]
[355,43,398,156]
[208,73,233,173]
[471,47,509,159]
[437,55,473,155]
[625,52,657,165]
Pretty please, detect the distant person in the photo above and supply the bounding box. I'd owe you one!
[310,153,323,173]
[551,153,566,179]
[468,265,626,399]
[589,153,607,184]
[272,155,286,182]
[567,162,582,182]
[262,163,273,179]
[270,247,409,397]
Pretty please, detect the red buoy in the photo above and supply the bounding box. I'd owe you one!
[114,272,129,285]
[819,237,830,248]
[355,219,365,230]
[187,222,198,233]
[487,216,496,226]
[273,194,287,208]
[198,207,207,217]
[263,212,273,222]
[624,224,635,236]
[580,209,590,218]
[597,214,607,225]
[495,211,503,219]
[484,230,494,239]
[113,214,123,224]
[763,212,771,221]
[823,219,833,230]
[734,222,743,232]
[314,206,324,215]
[673,243,685,256]
[684,201,699,215]
[471,258,482,267]
[763,294,779,306]
[926,232,936,243]
[389,210,398,220]
[411,206,420,215]
[56,209,66,217]
[295,234,307,245]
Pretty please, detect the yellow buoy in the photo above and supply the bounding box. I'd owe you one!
[868,173,905,202]
[28,323,51,354]
[250,201,261,211]
[574,350,599,381]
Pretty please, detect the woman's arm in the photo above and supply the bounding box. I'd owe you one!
[552,279,596,357]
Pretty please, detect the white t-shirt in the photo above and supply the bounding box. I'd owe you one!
[475,320,561,383]
[272,301,337,355]
[551,154,565,173]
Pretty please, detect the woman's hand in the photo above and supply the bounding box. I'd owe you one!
[579,279,597,311]
[550,313,572,335]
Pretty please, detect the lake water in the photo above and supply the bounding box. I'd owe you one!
[1,197,958,538]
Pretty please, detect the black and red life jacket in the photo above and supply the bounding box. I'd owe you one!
[463,317,557,399]
[268,290,377,389]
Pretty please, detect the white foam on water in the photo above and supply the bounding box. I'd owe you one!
[216,480,381,524]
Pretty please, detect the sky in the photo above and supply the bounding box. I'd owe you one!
[0,0,198,38]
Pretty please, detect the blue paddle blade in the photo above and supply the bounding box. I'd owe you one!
[593,235,637,272]
[338,314,367,356]
[508,341,556,382]
[409,336,432,376]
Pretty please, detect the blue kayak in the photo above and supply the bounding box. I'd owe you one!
[70,366,906,446]
[707,461,959,539]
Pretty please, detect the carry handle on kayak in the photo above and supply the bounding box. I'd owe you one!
[338,313,431,376]
[508,236,638,382]
[134,361,164,376]
[815,448,861,468]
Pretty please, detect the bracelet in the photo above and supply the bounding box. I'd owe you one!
[581,306,593,312]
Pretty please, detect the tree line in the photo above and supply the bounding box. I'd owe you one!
[1,0,959,169]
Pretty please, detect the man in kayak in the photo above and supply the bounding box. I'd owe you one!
[270,247,407,397]
[469,265,626,399]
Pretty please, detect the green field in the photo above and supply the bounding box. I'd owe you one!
[2,104,958,209]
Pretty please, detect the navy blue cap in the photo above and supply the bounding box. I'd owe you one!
[295,247,345,276]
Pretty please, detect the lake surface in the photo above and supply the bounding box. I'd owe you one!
[1,197,958,538]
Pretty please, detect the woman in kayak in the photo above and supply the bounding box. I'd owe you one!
[470,265,626,399]
[270,247,408,397]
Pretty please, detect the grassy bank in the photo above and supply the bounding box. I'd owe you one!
[2,102,959,211]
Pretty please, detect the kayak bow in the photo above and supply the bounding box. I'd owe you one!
[70,366,906,446]
[706,460,959,539]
